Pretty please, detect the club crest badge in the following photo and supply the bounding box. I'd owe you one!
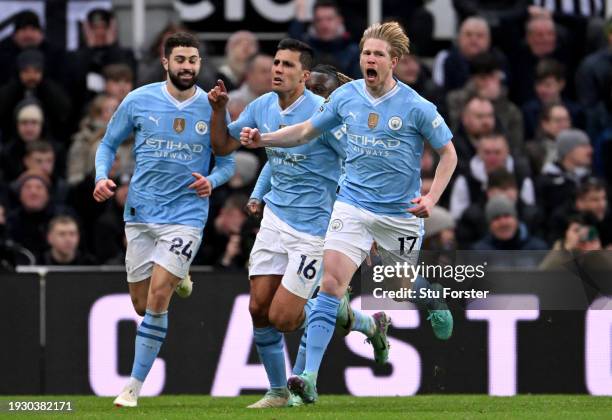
[388,116,403,130]
[173,118,186,133]
[195,120,208,135]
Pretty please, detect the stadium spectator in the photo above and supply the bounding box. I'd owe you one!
[432,17,508,92]
[137,23,217,89]
[42,215,96,265]
[575,18,612,108]
[288,0,361,78]
[547,178,612,247]
[1,100,64,182]
[228,54,273,111]
[447,52,523,154]
[102,63,133,102]
[423,206,457,251]
[449,133,534,220]
[93,176,129,263]
[6,170,71,262]
[586,80,612,183]
[539,213,602,270]
[394,53,446,117]
[215,31,259,92]
[472,195,548,251]
[510,15,570,105]
[0,10,65,86]
[525,102,572,174]
[456,168,542,249]
[209,194,249,269]
[67,94,119,185]
[453,95,496,166]
[522,59,582,139]
[536,129,592,216]
[0,49,72,142]
[68,8,136,114]
[13,141,69,207]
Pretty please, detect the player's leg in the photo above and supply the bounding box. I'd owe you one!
[246,208,291,408]
[115,224,202,407]
[128,278,150,316]
[124,223,156,316]
[372,215,453,340]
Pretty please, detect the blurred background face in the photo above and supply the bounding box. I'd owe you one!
[227,33,258,66]
[271,49,306,94]
[541,105,571,137]
[565,144,593,167]
[313,6,342,41]
[91,20,110,45]
[527,19,556,56]
[473,72,502,100]
[105,79,132,101]
[576,189,607,221]
[246,55,273,96]
[214,206,246,235]
[536,76,563,104]
[306,71,338,98]
[24,151,54,175]
[20,178,49,212]
[13,27,43,48]
[458,20,490,58]
[17,118,43,142]
[394,54,420,84]
[490,215,518,240]
[488,187,518,203]
[19,66,43,89]
[462,99,495,137]
[478,137,509,172]
[48,222,79,256]
[100,96,119,123]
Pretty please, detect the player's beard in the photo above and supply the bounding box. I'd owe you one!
[168,68,198,91]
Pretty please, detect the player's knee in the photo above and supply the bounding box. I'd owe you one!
[147,286,170,312]
[248,299,269,325]
[131,296,147,317]
[320,272,343,295]
[269,309,299,332]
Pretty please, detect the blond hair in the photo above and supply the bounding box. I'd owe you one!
[359,21,410,59]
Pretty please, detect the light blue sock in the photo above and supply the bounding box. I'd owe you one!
[254,326,286,389]
[131,310,168,382]
[293,330,307,375]
[305,292,340,375]
[300,298,316,329]
[352,309,375,337]
[409,275,437,309]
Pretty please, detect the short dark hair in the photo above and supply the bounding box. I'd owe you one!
[277,38,314,71]
[87,8,113,25]
[49,215,78,232]
[535,58,565,82]
[539,101,567,123]
[164,32,200,58]
[576,177,606,199]
[313,0,341,14]
[469,52,501,76]
[25,140,53,156]
[103,63,133,82]
[487,168,517,190]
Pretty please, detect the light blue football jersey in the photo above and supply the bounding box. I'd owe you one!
[310,79,452,217]
[229,89,346,237]
[95,82,235,229]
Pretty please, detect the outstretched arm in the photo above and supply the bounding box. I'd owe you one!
[208,153,236,189]
[209,80,241,156]
[241,120,320,149]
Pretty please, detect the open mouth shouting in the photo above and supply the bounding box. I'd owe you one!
[365,68,378,83]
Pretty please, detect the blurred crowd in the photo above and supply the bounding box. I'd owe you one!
[0,0,611,271]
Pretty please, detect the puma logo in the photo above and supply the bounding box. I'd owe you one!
[149,115,161,126]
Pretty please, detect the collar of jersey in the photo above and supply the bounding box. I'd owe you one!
[278,93,306,116]
[361,80,400,107]
[161,83,202,110]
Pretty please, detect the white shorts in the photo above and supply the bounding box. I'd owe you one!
[324,201,424,267]
[249,207,324,299]
[125,223,203,283]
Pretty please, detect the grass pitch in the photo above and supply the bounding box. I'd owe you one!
[1,395,611,419]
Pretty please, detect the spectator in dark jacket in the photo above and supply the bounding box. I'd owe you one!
[395,53,446,117]
[472,195,548,251]
[42,215,96,265]
[454,95,497,166]
[288,0,361,78]
[575,18,612,108]
[525,102,572,174]
[536,129,593,216]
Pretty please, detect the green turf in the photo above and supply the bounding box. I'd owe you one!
[1,395,611,419]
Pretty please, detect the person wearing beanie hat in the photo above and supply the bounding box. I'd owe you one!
[473,195,547,251]
[536,128,593,217]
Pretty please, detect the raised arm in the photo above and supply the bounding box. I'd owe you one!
[241,120,320,149]
[209,80,241,156]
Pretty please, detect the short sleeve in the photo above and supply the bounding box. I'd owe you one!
[310,89,343,133]
[413,102,452,149]
[228,100,257,140]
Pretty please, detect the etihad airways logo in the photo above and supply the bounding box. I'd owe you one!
[347,134,400,149]
[145,138,204,160]
[267,148,307,166]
